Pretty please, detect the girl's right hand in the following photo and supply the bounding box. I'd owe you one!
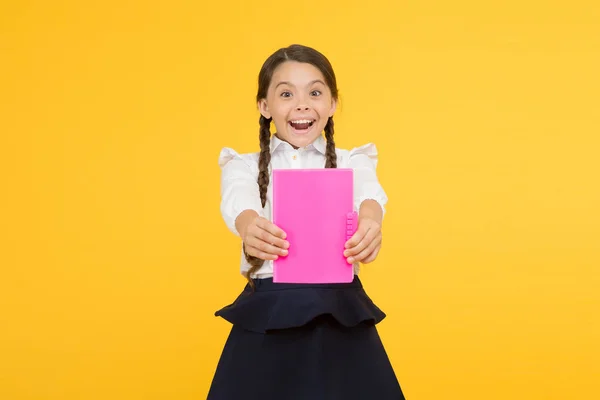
[238,211,289,261]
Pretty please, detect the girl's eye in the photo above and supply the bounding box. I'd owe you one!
[280,91,292,98]
[311,90,322,96]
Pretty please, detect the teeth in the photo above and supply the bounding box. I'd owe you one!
[290,119,312,124]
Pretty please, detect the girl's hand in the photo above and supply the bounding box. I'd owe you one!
[344,217,382,264]
[238,211,289,261]
[343,200,384,264]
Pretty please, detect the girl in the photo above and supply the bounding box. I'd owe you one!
[207,44,406,400]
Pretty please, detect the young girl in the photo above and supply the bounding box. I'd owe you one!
[207,44,406,400]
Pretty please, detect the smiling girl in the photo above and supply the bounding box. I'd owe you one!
[207,44,406,400]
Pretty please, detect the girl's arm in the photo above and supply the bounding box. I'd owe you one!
[235,209,289,261]
[219,148,288,260]
[357,199,383,225]
[344,143,388,264]
[219,148,263,237]
[344,200,383,264]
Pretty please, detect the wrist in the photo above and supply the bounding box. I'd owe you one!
[359,199,383,224]
[235,209,260,238]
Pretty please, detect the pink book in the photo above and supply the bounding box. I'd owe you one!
[272,168,358,283]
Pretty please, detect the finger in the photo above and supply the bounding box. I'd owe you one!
[361,245,381,264]
[244,243,279,261]
[256,218,287,240]
[246,235,289,257]
[255,227,290,251]
[345,226,378,257]
[247,223,289,250]
[349,233,382,263]
[345,224,368,250]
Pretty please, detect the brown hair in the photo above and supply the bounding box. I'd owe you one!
[244,44,339,284]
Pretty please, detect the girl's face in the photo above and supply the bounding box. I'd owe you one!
[258,61,337,149]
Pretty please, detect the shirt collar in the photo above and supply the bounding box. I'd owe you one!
[270,134,326,155]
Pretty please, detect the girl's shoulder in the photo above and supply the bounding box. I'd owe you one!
[335,142,380,166]
[218,147,259,169]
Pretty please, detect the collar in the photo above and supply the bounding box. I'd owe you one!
[270,134,327,155]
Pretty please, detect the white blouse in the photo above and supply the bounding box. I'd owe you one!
[218,134,388,279]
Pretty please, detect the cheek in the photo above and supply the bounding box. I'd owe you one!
[269,106,289,132]
[316,99,334,116]
[270,103,291,121]
[318,103,333,120]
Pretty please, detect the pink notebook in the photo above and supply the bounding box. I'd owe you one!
[272,168,358,284]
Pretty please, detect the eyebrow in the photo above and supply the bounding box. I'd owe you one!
[275,79,326,89]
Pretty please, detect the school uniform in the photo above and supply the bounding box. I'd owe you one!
[207,134,406,400]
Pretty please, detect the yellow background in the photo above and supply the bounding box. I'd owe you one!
[1,1,599,399]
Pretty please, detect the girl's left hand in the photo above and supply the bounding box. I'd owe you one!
[343,217,382,264]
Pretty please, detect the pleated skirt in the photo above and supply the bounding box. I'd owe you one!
[207,275,406,400]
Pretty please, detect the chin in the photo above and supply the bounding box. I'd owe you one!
[284,124,323,147]
[287,135,320,149]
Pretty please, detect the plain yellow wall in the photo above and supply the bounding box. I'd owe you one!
[1,1,599,399]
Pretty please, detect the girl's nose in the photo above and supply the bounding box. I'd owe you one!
[296,105,310,111]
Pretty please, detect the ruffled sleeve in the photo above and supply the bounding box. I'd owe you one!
[348,143,388,215]
[218,147,263,236]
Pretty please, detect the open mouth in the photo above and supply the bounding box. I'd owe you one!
[288,119,316,134]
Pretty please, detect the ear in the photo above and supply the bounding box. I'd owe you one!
[329,98,337,117]
[258,99,271,119]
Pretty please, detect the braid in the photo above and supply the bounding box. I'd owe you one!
[244,115,272,285]
[257,116,272,207]
[324,117,337,168]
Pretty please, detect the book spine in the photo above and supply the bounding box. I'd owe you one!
[346,211,358,241]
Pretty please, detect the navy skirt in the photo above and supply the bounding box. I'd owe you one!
[207,276,406,400]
